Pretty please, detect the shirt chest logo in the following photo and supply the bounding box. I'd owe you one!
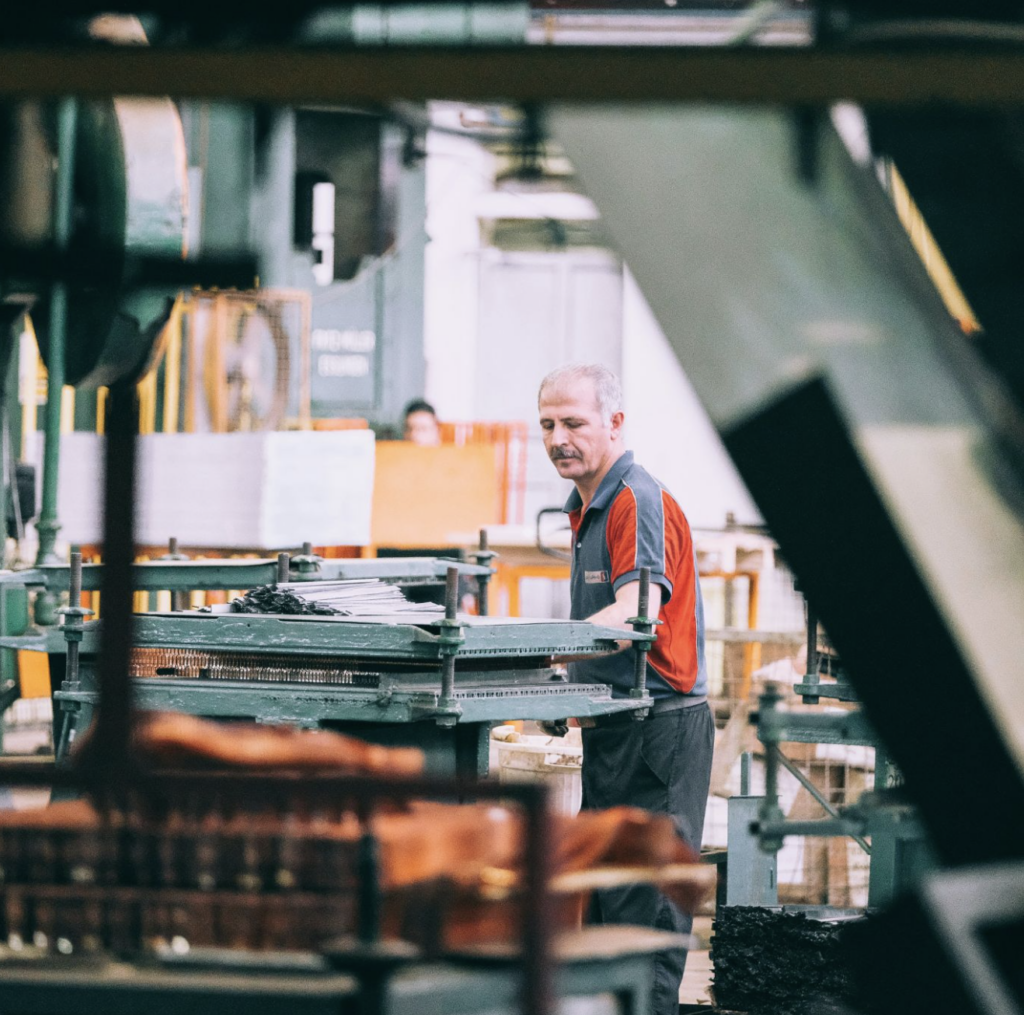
[584,570,609,584]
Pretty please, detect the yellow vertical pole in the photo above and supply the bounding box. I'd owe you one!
[96,388,107,435]
[162,297,183,434]
[137,370,157,435]
[19,320,40,460]
[210,293,228,432]
[184,294,197,433]
[740,572,761,699]
[60,385,75,434]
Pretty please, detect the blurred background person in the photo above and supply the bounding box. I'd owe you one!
[403,399,442,446]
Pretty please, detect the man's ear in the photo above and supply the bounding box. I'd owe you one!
[610,410,625,440]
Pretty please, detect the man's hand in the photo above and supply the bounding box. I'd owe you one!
[538,720,569,737]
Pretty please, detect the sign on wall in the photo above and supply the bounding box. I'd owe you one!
[308,278,381,416]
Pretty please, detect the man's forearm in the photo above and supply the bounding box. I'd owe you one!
[588,598,638,629]
[586,580,662,644]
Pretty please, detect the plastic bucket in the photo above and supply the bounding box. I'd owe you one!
[492,730,583,817]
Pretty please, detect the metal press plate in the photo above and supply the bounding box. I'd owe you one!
[7,612,639,661]
[0,556,491,593]
[127,613,636,660]
[57,678,649,724]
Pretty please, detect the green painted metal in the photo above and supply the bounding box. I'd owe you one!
[17,614,636,663]
[191,101,423,420]
[336,4,529,46]
[756,699,878,747]
[34,98,187,390]
[121,613,635,661]
[0,587,29,662]
[246,106,429,426]
[793,680,860,703]
[59,674,640,727]
[771,745,872,856]
[1,612,638,663]
[865,803,935,908]
[23,562,648,772]
[0,583,30,747]
[33,98,77,621]
[191,103,255,259]
[0,612,633,659]
[0,557,491,593]
[725,794,778,907]
[866,747,935,906]
[1,319,23,569]
[0,630,59,652]
[0,938,665,1015]
[751,684,932,904]
[23,94,186,625]
[47,609,650,770]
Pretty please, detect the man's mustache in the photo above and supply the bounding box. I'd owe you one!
[550,448,581,461]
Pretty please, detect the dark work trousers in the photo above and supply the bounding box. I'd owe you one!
[581,702,714,1015]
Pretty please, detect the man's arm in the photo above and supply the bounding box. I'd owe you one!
[588,579,662,645]
[538,580,662,732]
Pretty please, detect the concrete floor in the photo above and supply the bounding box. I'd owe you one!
[680,916,714,1006]
[680,949,713,1006]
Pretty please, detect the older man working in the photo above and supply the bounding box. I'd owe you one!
[538,363,714,1015]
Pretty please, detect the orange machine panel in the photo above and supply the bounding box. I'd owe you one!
[372,443,501,548]
[18,652,50,699]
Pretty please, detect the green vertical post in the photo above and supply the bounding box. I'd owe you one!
[0,319,26,749]
[1,318,20,570]
[34,97,78,626]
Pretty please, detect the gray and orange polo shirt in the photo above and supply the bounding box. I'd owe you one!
[564,451,708,701]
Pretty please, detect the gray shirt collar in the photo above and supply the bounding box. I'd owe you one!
[562,451,634,515]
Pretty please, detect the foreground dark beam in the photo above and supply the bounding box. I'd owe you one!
[1,46,1024,104]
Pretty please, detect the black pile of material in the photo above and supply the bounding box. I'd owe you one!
[712,906,869,1015]
[228,584,340,616]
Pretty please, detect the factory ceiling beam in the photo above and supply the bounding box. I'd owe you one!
[2,46,1024,104]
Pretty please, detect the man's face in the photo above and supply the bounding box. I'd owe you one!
[539,377,622,485]
[404,410,441,446]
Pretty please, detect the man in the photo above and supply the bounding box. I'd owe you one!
[538,363,713,1015]
[402,398,442,446]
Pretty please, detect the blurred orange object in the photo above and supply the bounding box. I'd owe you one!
[439,421,528,525]
[372,443,501,546]
[312,418,369,430]
[74,710,425,776]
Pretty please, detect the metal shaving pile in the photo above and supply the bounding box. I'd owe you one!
[228,585,341,616]
[712,905,866,1015]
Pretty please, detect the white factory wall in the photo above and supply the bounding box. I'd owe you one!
[423,129,490,423]
[423,127,760,531]
[621,269,761,529]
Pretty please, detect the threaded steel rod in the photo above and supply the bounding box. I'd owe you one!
[476,528,490,616]
[632,566,651,697]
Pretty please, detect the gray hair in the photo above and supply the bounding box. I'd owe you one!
[538,363,623,424]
